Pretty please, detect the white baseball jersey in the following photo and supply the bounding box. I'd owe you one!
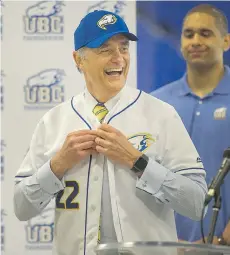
[15,86,206,255]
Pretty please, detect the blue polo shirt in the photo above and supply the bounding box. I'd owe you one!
[151,66,230,241]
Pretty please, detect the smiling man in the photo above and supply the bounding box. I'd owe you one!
[14,10,208,255]
[151,4,230,245]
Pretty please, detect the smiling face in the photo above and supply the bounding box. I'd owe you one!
[181,12,229,69]
[74,34,130,101]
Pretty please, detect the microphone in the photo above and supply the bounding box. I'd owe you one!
[204,148,230,206]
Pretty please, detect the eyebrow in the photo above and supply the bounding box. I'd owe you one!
[183,27,214,33]
[121,40,130,46]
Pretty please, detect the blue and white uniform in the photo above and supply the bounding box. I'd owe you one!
[14,85,207,255]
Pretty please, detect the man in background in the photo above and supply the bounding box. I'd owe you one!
[152,4,230,245]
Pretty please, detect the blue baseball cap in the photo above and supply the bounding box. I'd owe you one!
[74,10,138,51]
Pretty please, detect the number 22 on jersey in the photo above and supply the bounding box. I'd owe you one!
[56,180,80,209]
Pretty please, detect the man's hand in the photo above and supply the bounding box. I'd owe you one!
[222,220,230,245]
[193,237,219,245]
[193,220,230,245]
[95,124,142,168]
[50,130,98,179]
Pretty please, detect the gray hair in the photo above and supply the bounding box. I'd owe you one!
[76,47,86,73]
[77,47,86,58]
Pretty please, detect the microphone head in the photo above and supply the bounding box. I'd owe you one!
[223,148,230,158]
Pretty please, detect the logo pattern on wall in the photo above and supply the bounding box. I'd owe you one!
[23,1,65,41]
[24,69,65,110]
[87,0,126,19]
[0,1,4,40]
[0,139,6,181]
[25,204,54,250]
[1,209,6,251]
[0,70,5,111]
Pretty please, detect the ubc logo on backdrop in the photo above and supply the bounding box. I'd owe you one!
[0,1,4,40]
[87,1,126,18]
[25,205,54,250]
[0,70,5,111]
[23,1,65,40]
[24,69,65,110]
[0,139,6,181]
[1,209,6,251]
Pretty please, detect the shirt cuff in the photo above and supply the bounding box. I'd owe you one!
[36,160,65,194]
[136,158,169,195]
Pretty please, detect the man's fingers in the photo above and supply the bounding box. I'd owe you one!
[68,135,97,147]
[95,137,112,148]
[75,141,96,151]
[68,129,98,137]
[75,134,97,143]
[96,145,107,154]
[98,124,120,134]
[95,129,115,141]
[79,148,98,157]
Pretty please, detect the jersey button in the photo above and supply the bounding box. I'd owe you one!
[90,205,96,212]
[196,111,200,116]
[89,233,94,241]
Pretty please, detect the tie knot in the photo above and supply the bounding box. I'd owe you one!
[92,103,108,123]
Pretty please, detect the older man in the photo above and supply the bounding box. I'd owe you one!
[14,10,207,255]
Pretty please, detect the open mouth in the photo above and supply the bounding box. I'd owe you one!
[189,50,207,54]
[105,68,123,76]
[188,51,208,59]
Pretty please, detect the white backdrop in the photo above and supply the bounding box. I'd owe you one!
[0,1,137,254]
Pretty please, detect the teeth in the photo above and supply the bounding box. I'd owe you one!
[105,68,122,72]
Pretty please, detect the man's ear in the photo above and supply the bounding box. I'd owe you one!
[73,51,83,72]
[223,34,230,52]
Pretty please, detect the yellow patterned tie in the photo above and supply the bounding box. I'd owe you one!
[93,103,108,243]
[92,103,108,123]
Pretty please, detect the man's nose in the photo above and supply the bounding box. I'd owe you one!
[111,48,123,62]
[191,33,202,47]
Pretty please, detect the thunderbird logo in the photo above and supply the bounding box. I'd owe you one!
[128,133,155,152]
[97,14,117,30]
[26,69,65,87]
[26,1,64,18]
[87,1,126,17]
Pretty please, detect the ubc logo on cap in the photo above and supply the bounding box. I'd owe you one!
[97,14,117,30]
[128,133,155,152]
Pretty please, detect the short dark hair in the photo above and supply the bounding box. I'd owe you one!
[183,4,228,36]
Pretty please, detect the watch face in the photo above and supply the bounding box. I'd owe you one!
[136,157,146,170]
[133,155,149,172]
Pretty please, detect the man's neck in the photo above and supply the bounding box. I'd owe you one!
[187,63,225,98]
[87,86,122,103]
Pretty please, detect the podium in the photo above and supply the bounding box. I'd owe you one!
[95,242,230,255]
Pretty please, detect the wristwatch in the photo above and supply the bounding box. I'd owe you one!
[131,154,149,173]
